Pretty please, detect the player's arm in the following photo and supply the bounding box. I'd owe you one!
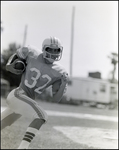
[6,53,23,75]
[52,73,68,103]
[6,47,29,74]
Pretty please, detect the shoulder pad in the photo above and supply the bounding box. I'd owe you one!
[52,63,67,74]
[27,45,41,58]
[28,45,41,53]
[17,47,29,59]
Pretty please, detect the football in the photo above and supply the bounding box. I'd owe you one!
[14,60,26,71]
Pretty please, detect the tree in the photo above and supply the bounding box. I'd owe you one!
[1,43,22,87]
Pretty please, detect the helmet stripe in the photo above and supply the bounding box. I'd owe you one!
[54,37,56,44]
[53,37,55,44]
[55,37,58,45]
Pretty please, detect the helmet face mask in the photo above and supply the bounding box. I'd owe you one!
[42,37,63,63]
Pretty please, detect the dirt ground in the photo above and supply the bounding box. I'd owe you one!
[1,98,118,149]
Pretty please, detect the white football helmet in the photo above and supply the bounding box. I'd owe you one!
[42,37,63,63]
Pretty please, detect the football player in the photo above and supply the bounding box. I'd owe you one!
[1,37,68,149]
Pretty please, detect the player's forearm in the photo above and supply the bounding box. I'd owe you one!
[52,83,67,103]
[6,64,12,72]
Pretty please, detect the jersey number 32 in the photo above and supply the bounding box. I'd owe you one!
[24,68,51,94]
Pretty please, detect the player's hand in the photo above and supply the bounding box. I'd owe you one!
[61,72,68,83]
[6,59,25,75]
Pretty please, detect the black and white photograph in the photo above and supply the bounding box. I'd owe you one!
[1,1,118,149]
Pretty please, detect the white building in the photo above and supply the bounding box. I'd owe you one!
[65,77,118,105]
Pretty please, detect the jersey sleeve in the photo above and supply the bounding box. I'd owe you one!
[16,46,29,59]
[16,45,40,60]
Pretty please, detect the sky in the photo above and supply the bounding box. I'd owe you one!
[1,1,118,80]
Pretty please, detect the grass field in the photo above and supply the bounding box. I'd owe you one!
[1,98,118,149]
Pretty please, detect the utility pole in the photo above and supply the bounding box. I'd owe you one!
[70,6,75,77]
[22,25,28,47]
[108,52,118,83]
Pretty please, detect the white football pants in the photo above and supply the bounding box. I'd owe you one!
[6,87,48,122]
